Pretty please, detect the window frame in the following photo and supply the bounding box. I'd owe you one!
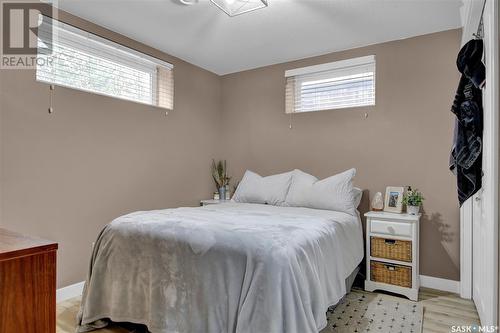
[36,16,173,110]
[285,55,376,114]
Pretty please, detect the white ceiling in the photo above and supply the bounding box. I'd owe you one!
[57,0,464,75]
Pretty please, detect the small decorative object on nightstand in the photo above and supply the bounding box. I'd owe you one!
[403,187,425,215]
[383,186,406,213]
[364,211,420,301]
[371,192,384,211]
[211,160,231,201]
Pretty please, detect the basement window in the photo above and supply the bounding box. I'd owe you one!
[285,55,375,113]
[36,17,174,110]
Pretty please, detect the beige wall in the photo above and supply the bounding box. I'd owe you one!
[0,11,222,287]
[0,13,462,286]
[220,29,462,280]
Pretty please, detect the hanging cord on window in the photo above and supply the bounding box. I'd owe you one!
[473,0,486,39]
[289,112,293,129]
[48,85,55,114]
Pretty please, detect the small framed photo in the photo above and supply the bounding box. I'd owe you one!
[384,186,405,213]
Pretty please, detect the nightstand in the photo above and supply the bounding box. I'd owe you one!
[200,199,229,206]
[364,211,420,301]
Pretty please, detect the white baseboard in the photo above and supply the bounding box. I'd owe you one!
[57,281,85,303]
[419,275,460,293]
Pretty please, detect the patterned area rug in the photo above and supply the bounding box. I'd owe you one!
[321,290,423,333]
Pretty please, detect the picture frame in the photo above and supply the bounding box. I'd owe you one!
[384,186,405,213]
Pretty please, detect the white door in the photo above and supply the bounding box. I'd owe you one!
[472,0,498,326]
[472,190,495,325]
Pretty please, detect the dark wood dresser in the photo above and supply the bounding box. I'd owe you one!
[0,228,58,333]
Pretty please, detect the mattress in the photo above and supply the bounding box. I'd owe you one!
[77,202,364,333]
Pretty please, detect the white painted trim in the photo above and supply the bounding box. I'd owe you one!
[56,281,85,303]
[473,0,499,326]
[284,55,375,77]
[460,199,473,299]
[459,0,484,302]
[419,275,460,294]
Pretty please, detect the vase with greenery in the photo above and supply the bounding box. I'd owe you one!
[211,160,230,200]
[403,188,424,215]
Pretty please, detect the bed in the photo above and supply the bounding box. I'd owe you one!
[77,201,363,333]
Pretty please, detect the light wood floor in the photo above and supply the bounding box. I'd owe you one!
[57,287,480,333]
[418,288,480,333]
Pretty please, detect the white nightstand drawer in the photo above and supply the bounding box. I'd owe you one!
[371,219,412,237]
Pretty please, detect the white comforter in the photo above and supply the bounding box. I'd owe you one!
[77,202,364,333]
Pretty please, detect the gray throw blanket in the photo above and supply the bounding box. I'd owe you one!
[77,203,363,333]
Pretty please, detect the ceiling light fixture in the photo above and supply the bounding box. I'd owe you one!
[210,0,268,17]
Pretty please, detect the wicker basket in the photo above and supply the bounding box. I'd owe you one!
[370,237,412,262]
[370,261,412,288]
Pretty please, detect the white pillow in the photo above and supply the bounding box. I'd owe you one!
[232,170,293,206]
[353,187,363,208]
[285,169,357,214]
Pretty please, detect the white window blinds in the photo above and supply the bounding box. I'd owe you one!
[36,17,174,110]
[285,55,375,114]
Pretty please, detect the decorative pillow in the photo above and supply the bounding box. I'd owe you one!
[353,187,363,208]
[285,168,357,214]
[232,170,293,206]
